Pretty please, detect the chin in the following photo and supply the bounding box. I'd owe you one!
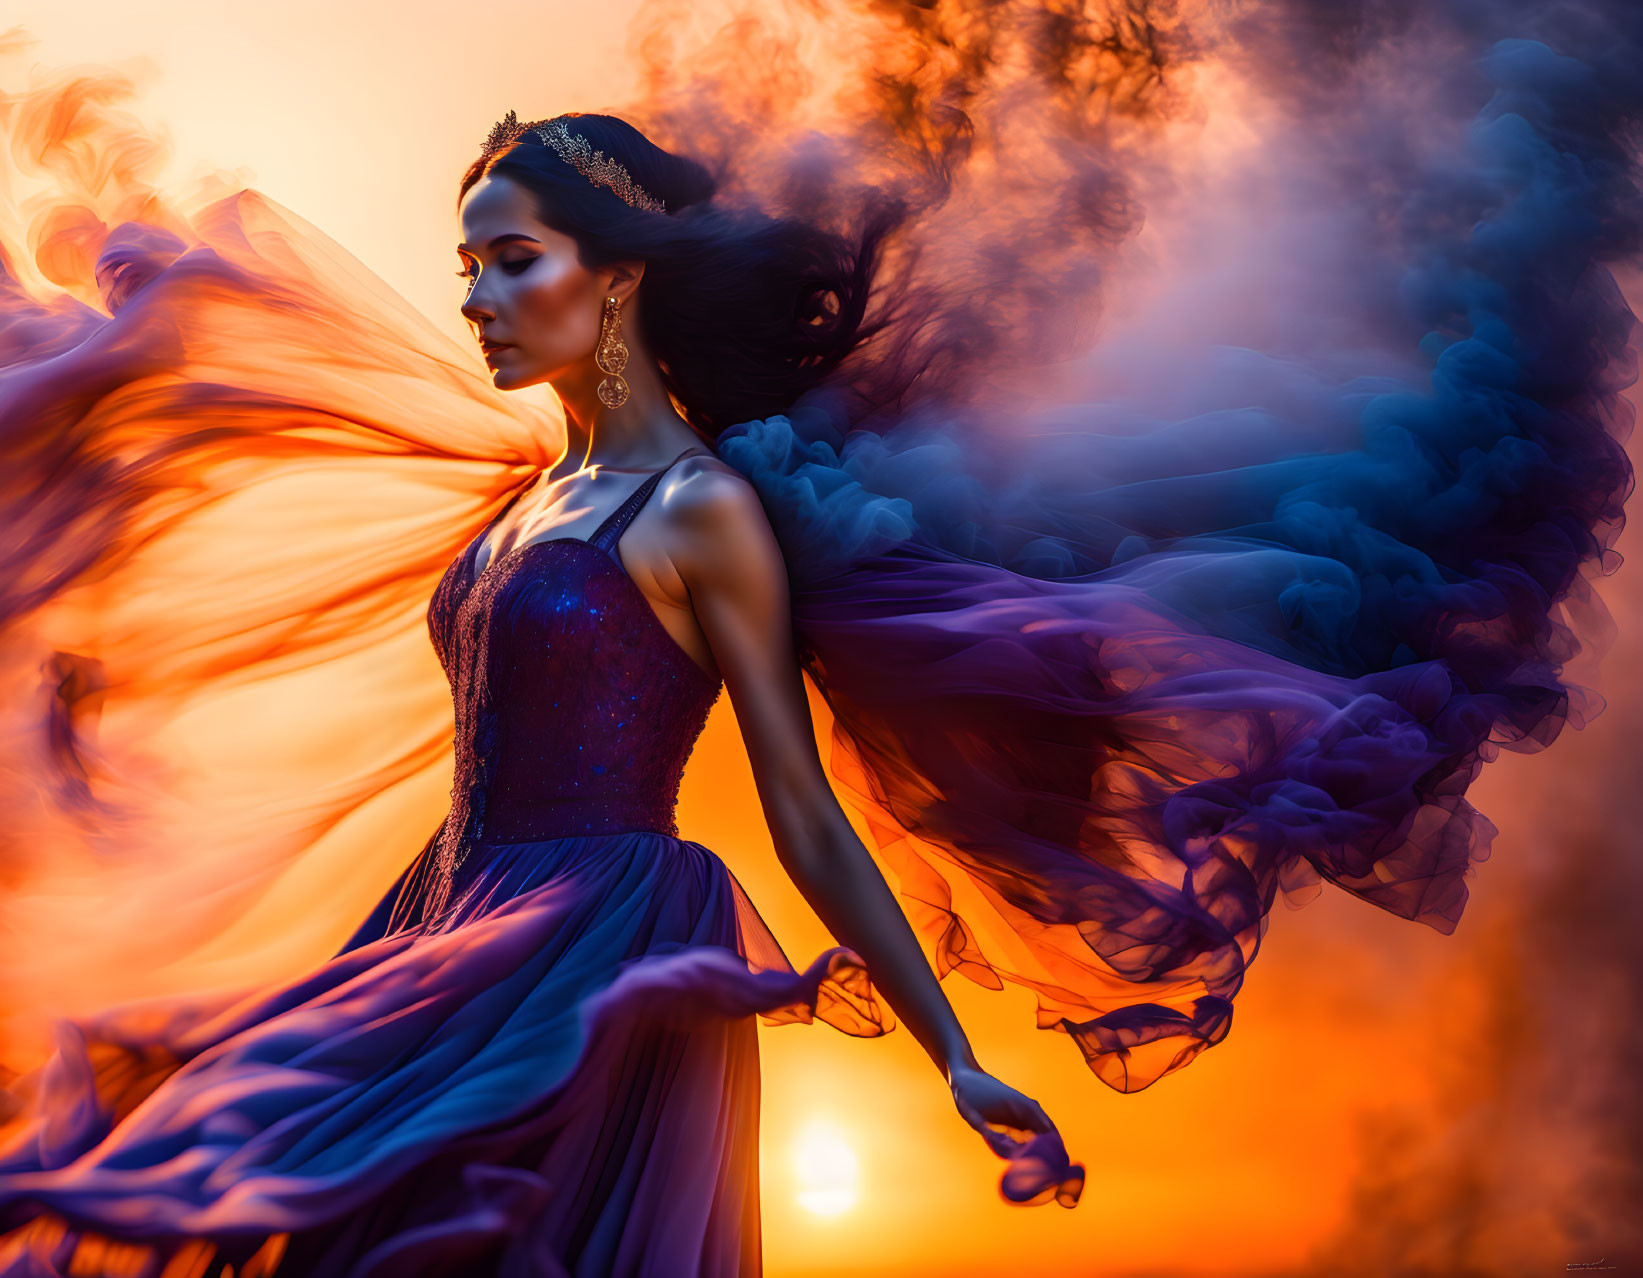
[489,362,542,391]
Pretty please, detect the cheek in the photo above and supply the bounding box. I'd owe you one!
[516,264,597,356]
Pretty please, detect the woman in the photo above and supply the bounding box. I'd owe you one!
[0,112,1082,1277]
[2,10,1638,1277]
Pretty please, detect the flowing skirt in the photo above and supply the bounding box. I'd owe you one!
[0,825,877,1277]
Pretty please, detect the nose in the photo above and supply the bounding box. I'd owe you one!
[460,290,489,326]
[460,286,495,328]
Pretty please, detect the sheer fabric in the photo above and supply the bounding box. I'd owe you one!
[0,21,1636,1274]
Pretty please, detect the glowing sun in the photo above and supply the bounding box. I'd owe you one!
[792,1119,861,1216]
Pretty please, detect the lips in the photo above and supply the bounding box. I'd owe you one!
[481,341,513,355]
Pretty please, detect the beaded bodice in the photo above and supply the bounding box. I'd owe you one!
[423,449,723,915]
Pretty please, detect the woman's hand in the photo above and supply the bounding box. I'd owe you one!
[948,1060,1054,1147]
[948,1061,1085,1207]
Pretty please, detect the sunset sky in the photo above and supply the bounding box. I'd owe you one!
[4,3,1640,1274]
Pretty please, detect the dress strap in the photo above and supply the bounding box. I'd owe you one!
[588,445,705,553]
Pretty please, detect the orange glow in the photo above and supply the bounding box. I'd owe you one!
[790,1118,863,1216]
[1,4,1638,1275]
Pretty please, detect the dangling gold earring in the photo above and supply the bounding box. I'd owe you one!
[595,295,630,410]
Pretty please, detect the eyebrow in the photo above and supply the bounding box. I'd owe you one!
[455,233,542,253]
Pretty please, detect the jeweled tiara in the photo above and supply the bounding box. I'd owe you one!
[479,111,667,215]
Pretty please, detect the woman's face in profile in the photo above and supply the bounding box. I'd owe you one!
[457,174,605,391]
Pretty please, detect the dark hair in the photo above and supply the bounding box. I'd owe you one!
[457,113,905,439]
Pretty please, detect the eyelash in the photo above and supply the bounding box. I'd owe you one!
[456,258,536,282]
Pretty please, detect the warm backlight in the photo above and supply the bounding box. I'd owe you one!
[792,1119,861,1217]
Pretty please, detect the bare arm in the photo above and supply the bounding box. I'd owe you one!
[666,466,977,1076]
[664,465,1060,1159]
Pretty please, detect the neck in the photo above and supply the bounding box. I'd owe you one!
[551,349,702,473]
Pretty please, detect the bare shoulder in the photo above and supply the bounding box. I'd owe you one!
[654,452,783,586]
[658,453,770,537]
[660,452,762,513]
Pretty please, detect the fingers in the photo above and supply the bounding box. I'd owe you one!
[1009,1089,1054,1134]
[1003,1094,1054,1135]
[951,1074,1059,1140]
[956,1098,1019,1144]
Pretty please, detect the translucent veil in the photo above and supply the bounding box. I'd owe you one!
[0,67,555,1062]
[1,0,1639,1131]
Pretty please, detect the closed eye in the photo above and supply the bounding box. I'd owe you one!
[457,258,537,282]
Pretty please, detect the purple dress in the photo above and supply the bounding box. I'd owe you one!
[0,446,890,1277]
